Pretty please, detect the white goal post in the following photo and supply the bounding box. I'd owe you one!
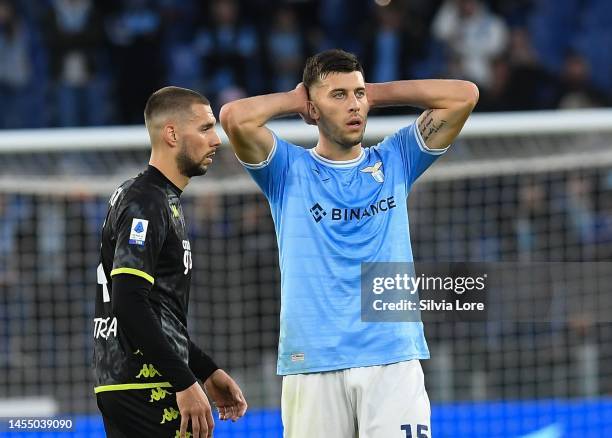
[1,108,611,196]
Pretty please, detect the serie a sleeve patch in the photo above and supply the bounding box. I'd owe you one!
[128,218,149,246]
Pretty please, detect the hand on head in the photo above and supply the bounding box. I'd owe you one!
[295,83,317,126]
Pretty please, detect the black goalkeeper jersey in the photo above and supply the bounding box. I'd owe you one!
[93,165,193,392]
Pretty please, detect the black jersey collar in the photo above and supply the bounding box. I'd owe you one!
[146,165,183,197]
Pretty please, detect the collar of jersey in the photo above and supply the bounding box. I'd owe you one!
[147,165,182,197]
[309,147,365,168]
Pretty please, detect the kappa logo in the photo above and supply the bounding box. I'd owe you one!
[129,218,149,246]
[361,161,384,183]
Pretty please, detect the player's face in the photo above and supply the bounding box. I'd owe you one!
[176,104,221,177]
[310,71,369,149]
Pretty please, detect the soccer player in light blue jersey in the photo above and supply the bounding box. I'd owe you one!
[221,49,478,438]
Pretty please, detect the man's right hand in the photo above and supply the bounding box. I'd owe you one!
[176,381,214,438]
[221,82,314,164]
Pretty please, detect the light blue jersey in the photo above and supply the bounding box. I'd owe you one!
[241,122,448,375]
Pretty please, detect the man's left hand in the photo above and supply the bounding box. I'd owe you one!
[203,369,248,422]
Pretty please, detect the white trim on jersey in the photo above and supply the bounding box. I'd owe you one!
[309,147,366,168]
[235,133,279,169]
[414,123,450,155]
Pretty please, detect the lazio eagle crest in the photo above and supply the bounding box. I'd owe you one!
[360,161,384,183]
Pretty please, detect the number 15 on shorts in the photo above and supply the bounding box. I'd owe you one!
[401,424,429,438]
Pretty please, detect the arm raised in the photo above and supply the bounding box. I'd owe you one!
[220,85,310,164]
[366,80,479,150]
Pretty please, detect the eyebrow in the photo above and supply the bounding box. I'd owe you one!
[329,87,365,94]
[200,120,215,129]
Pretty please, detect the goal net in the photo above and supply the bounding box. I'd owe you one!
[1,109,612,437]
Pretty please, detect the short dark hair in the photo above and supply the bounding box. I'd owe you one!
[144,86,210,125]
[302,49,364,90]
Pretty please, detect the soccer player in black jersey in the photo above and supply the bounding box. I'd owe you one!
[94,86,247,438]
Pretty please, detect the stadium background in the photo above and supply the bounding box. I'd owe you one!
[1,0,612,436]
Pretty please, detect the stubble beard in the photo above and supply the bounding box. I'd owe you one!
[318,120,366,150]
[341,131,365,148]
[176,144,207,178]
[334,122,366,149]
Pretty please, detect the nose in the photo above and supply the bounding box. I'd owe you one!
[210,129,222,148]
[348,93,360,113]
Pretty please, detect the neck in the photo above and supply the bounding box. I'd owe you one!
[314,132,362,161]
[149,150,189,190]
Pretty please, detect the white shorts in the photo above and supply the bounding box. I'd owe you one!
[281,360,431,438]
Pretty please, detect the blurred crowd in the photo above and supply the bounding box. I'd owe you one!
[1,0,611,129]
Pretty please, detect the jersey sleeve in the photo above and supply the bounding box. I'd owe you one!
[381,122,449,190]
[112,274,197,391]
[110,191,167,284]
[188,341,219,381]
[237,132,302,203]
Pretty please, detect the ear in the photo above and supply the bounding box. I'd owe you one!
[307,100,320,121]
[162,124,179,148]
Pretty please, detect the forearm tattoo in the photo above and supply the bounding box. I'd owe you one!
[418,109,447,142]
